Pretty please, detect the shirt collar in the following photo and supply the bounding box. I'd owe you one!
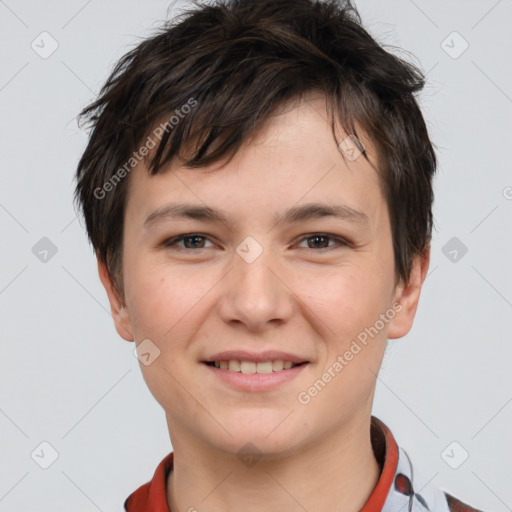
[124,415,448,512]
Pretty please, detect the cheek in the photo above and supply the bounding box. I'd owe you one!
[129,276,184,340]
[125,264,205,408]
[295,261,391,342]
[125,256,219,343]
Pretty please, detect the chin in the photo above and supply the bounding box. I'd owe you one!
[210,412,305,456]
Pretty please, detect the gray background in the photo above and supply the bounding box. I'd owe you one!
[1,0,511,510]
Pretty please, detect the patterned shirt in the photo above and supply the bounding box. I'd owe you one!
[124,416,485,512]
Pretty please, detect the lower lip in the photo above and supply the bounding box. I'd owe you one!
[202,362,308,392]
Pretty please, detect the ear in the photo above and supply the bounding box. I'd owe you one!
[387,244,431,339]
[97,255,134,342]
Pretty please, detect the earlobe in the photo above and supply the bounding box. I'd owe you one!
[387,245,431,340]
[96,256,134,342]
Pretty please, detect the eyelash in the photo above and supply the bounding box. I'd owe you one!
[162,233,350,251]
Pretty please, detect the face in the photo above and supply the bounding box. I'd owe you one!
[99,94,429,457]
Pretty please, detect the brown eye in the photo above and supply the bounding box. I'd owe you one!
[306,235,330,249]
[182,235,206,249]
[296,234,349,250]
[163,234,213,249]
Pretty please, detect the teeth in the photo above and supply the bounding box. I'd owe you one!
[240,361,256,374]
[256,361,273,374]
[272,360,284,371]
[211,360,301,373]
[228,360,240,372]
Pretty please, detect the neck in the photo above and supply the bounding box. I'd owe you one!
[167,415,382,512]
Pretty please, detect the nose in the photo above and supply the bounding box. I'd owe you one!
[217,243,294,332]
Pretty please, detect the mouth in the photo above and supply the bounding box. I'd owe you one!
[202,360,308,374]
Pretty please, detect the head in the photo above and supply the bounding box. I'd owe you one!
[74,0,435,456]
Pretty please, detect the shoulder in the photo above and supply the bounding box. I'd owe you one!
[445,492,487,512]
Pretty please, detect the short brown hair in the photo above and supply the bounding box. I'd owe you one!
[74,0,437,296]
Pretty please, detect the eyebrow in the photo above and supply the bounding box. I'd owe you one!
[143,202,369,229]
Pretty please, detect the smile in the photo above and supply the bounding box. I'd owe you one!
[204,360,305,373]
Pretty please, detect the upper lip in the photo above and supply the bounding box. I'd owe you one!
[203,350,309,364]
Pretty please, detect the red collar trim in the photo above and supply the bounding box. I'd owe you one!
[360,416,399,511]
[124,416,399,512]
[124,451,174,512]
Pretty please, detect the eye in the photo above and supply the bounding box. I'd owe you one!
[161,233,350,251]
[296,233,349,250]
[162,234,214,250]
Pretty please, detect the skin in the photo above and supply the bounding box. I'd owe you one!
[98,93,430,512]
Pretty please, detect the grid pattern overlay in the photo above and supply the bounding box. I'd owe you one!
[0,0,511,510]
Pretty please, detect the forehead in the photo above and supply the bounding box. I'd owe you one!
[125,95,385,231]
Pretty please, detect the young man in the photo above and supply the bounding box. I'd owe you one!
[74,0,486,510]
